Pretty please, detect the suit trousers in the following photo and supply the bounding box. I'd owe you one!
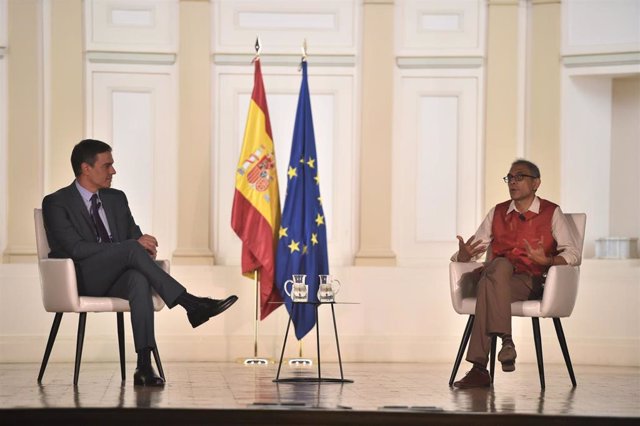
[76,240,186,351]
[466,257,543,366]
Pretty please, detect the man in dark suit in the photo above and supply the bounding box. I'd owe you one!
[42,139,238,387]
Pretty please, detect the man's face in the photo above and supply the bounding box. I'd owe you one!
[506,163,539,202]
[82,151,116,191]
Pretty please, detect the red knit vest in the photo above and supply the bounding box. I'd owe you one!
[490,198,558,277]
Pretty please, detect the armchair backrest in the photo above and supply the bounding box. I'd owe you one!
[34,208,50,260]
[34,208,82,312]
[565,213,586,265]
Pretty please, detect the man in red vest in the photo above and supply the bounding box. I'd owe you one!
[451,159,580,388]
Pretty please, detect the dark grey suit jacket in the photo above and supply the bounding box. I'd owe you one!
[42,182,143,261]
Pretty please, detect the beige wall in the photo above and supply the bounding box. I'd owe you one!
[1,0,638,367]
[5,0,43,263]
[48,0,83,193]
[355,0,396,266]
[528,0,561,202]
[484,0,520,211]
[0,0,631,263]
[174,0,214,265]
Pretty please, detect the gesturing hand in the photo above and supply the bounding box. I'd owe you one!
[137,234,158,259]
[456,235,486,262]
[523,236,549,265]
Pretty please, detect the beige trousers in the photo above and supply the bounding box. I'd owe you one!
[466,257,543,366]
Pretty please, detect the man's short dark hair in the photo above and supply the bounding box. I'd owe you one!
[511,159,541,179]
[71,139,112,177]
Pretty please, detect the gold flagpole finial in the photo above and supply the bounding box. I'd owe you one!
[252,36,262,63]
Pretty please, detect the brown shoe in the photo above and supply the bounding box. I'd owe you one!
[453,365,491,388]
[498,341,517,372]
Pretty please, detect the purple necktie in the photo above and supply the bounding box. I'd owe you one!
[90,194,112,243]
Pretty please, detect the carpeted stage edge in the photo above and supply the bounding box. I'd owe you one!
[1,408,637,425]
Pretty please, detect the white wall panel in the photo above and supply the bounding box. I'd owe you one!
[87,67,178,260]
[213,68,356,266]
[561,75,612,258]
[563,0,640,55]
[85,0,178,53]
[213,0,357,54]
[396,0,486,57]
[416,96,458,242]
[394,75,482,263]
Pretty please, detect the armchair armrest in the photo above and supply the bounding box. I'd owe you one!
[151,259,170,311]
[38,258,81,312]
[539,265,580,318]
[449,262,483,314]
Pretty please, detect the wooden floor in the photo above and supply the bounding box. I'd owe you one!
[1,361,638,425]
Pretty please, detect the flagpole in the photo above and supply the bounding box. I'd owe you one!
[241,36,269,366]
[286,39,314,368]
[254,270,259,358]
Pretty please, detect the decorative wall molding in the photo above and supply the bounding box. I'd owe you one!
[393,73,484,263]
[562,52,640,68]
[86,51,177,65]
[85,0,178,53]
[396,56,484,69]
[562,0,640,56]
[212,53,356,67]
[487,0,518,5]
[396,0,486,57]
[212,0,358,55]
[85,65,179,261]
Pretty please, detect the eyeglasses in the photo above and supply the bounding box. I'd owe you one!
[503,174,537,183]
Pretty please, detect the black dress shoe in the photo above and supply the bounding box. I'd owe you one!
[187,295,238,328]
[133,365,165,387]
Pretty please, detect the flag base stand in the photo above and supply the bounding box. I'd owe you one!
[236,357,274,365]
[287,358,313,366]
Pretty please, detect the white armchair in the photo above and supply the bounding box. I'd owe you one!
[448,213,586,388]
[34,208,167,385]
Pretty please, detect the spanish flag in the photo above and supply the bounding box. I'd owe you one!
[231,59,282,319]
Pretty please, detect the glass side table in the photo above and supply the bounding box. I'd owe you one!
[272,301,358,383]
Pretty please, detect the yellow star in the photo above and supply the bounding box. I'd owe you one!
[306,157,315,168]
[314,174,320,185]
[279,227,288,239]
[311,233,318,245]
[315,214,324,227]
[288,240,300,253]
[317,196,322,206]
[302,244,308,254]
[299,157,305,163]
[287,166,297,179]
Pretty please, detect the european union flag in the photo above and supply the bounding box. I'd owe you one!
[275,61,329,340]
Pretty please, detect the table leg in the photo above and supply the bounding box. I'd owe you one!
[316,304,321,380]
[331,303,345,380]
[275,315,293,381]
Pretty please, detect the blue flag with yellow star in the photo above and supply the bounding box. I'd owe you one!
[275,60,329,340]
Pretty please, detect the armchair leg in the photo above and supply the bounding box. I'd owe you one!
[152,346,165,380]
[531,317,545,389]
[117,313,126,381]
[449,315,474,386]
[489,335,497,384]
[553,318,577,387]
[37,312,63,383]
[73,313,87,386]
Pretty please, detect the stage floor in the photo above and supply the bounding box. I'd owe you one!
[1,362,638,424]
